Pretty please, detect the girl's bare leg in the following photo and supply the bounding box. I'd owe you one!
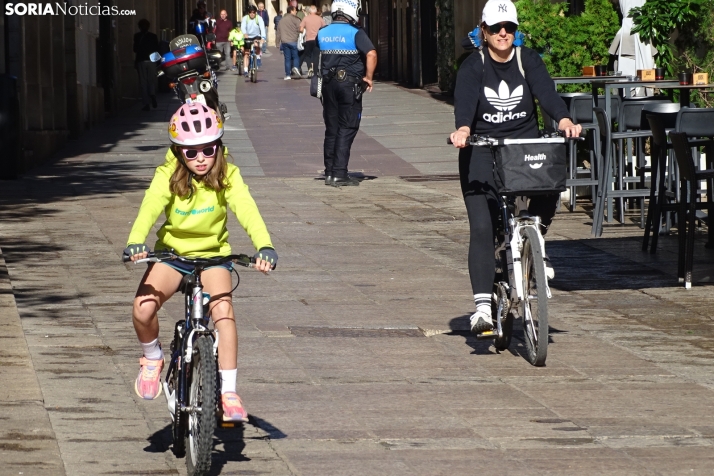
[201,267,237,370]
[132,263,182,343]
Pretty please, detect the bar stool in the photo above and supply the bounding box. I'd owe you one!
[590,106,652,237]
[564,94,618,212]
[668,132,714,288]
[675,108,714,247]
[641,105,714,253]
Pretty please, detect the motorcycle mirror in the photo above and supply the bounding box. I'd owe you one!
[149,52,162,62]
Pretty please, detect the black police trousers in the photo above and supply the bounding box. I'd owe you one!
[322,79,362,178]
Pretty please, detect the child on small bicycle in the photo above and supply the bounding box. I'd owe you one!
[228,22,244,71]
[124,102,277,422]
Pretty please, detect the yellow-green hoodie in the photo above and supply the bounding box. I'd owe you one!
[126,148,273,257]
[228,28,244,48]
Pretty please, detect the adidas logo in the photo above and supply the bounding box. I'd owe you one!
[483,81,526,123]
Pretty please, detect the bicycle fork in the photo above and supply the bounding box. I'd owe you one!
[164,283,218,420]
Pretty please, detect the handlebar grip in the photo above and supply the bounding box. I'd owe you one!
[447,137,453,145]
[122,255,131,263]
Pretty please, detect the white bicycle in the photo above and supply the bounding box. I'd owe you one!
[451,133,581,366]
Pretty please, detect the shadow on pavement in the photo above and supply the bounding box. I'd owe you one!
[547,237,714,290]
[144,414,287,475]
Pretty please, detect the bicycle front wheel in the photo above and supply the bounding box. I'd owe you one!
[185,335,217,476]
[250,64,257,83]
[520,226,549,366]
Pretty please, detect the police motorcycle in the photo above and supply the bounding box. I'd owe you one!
[150,33,228,120]
[189,17,224,71]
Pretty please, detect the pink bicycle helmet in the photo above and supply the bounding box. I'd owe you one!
[168,103,224,146]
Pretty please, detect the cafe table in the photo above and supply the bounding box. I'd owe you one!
[591,79,714,121]
[552,75,627,86]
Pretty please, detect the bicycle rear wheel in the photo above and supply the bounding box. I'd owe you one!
[185,335,217,476]
[520,226,549,366]
[250,63,257,83]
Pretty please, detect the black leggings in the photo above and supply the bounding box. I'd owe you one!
[459,146,558,296]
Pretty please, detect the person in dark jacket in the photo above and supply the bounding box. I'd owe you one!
[449,0,581,334]
[214,10,233,71]
[257,2,270,51]
[317,0,377,187]
[133,19,160,111]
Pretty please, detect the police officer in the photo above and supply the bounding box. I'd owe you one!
[317,0,377,186]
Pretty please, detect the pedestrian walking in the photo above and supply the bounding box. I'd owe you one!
[299,5,326,78]
[257,2,270,51]
[228,22,244,71]
[321,3,332,25]
[274,10,283,32]
[317,0,377,186]
[124,102,277,421]
[133,19,159,111]
[276,6,302,80]
[214,10,233,71]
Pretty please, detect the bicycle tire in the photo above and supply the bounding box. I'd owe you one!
[493,282,513,351]
[185,335,217,476]
[520,226,549,366]
[250,64,257,83]
[170,321,187,458]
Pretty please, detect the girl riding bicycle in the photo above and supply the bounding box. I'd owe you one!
[449,0,581,335]
[124,103,277,422]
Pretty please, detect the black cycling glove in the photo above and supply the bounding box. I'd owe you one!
[253,248,278,268]
[123,243,148,257]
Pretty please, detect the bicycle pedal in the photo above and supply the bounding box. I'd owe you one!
[476,329,498,340]
[218,420,241,428]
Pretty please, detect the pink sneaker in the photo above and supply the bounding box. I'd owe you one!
[135,357,164,400]
[221,392,248,422]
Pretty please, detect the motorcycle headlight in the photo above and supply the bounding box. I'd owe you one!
[199,80,212,93]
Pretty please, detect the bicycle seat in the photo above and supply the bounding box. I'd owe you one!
[179,273,196,294]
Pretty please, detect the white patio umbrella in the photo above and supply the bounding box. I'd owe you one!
[609,0,658,96]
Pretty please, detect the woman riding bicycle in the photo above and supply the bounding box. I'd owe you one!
[449,0,581,335]
[124,103,277,422]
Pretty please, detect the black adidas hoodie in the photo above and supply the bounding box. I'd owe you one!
[454,47,571,139]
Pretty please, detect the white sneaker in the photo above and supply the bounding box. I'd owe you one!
[470,310,493,334]
[284,76,291,80]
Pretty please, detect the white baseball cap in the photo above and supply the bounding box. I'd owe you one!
[482,0,519,26]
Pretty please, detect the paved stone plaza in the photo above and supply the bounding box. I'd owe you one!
[2,53,714,475]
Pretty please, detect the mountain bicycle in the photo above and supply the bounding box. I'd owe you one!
[123,250,260,476]
[449,133,581,366]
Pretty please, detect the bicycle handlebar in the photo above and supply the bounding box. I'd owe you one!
[446,133,584,146]
[122,250,258,269]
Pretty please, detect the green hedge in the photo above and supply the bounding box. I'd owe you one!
[516,0,620,92]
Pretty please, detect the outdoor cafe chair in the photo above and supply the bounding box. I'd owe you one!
[642,106,714,254]
[564,94,621,212]
[613,98,671,223]
[591,106,652,237]
[669,132,714,288]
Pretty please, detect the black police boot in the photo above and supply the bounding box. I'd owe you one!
[330,176,360,187]
[324,176,333,185]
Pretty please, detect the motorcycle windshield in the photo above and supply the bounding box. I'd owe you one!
[169,34,200,52]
